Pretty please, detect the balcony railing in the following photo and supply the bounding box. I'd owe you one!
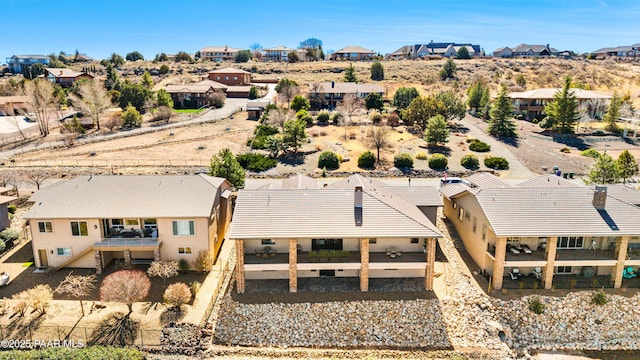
[93,237,161,249]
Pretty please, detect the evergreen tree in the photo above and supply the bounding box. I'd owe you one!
[423,115,449,146]
[365,93,384,111]
[370,61,384,81]
[141,71,154,90]
[393,87,419,112]
[488,84,517,137]
[248,86,259,100]
[344,63,357,82]
[439,58,456,80]
[156,89,174,108]
[209,148,245,188]
[603,91,621,133]
[282,119,308,153]
[480,87,491,120]
[104,64,119,91]
[541,76,580,133]
[588,153,618,184]
[456,46,471,59]
[616,150,638,184]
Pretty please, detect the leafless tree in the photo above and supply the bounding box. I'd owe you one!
[68,80,112,130]
[1,103,27,141]
[278,85,299,108]
[163,283,191,308]
[103,112,124,131]
[147,260,179,285]
[100,270,151,315]
[267,108,294,129]
[55,272,97,316]
[13,284,53,315]
[337,94,364,140]
[22,79,56,137]
[0,170,19,196]
[21,168,49,190]
[367,125,390,163]
[308,82,324,110]
[193,250,212,272]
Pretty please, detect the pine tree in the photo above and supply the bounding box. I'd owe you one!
[588,153,618,184]
[344,63,357,82]
[370,61,384,81]
[209,148,245,188]
[488,84,517,137]
[616,150,638,184]
[541,76,580,133]
[603,91,621,133]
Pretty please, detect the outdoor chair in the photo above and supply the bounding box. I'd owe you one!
[522,245,532,254]
[509,268,523,280]
[623,267,637,279]
[531,267,542,279]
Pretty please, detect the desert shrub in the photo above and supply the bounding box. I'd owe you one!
[394,153,414,168]
[7,205,16,214]
[193,250,212,272]
[528,296,546,314]
[415,151,428,160]
[369,110,383,124]
[484,156,509,170]
[358,150,376,168]
[0,240,6,254]
[469,139,491,152]
[461,154,479,169]
[163,283,192,308]
[592,290,608,305]
[208,92,226,108]
[318,151,340,170]
[248,124,279,149]
[190,281,202,297]
[295,109,309,120]
[236,153,277,172]
[581,149,600,158]
[147,261,179,285]
[178,259,190,273]
[429,153,448,170]
[159,64,170,74]
[13,285,53,315]
[0,346,145,360]
[300,114,314,127]
[316,111,330,125]
[560,147,571,153]
[150,106,172,123]
[0,228,18,248]
[100,270,151,314]
[331,112,343,125]
[120,104,142,128]
[387,112,400,127]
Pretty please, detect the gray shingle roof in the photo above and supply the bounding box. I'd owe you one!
[334,46,375,54]
[25,175,228,219]
[380,186,443,207]
[228,188,441,240]
[595,185,640,206]
[475,187,640,237]
[518,175,582,188]
[467,173,515,189]
[439,183,474,199]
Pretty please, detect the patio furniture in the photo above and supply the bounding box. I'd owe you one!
[509,268,523,280]
[396,249,402,257]
[0,272,9,286]
[622,267,637,279]
[509,247,520,255]
[522,245,532,254]
[531,267,542,279]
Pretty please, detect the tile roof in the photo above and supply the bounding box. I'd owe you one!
[264,46,296,51]
[25,175,228,219]
[467,173,515,189]
[595,184,640,206]
[334,46,375,54]
[517,174,583,188]
[45,68,91,78]
[200,46,241,53]
[208,67,251,74]
[165,84,220,94]
[475,187,640,237]
[380,186,443,207]
[439,183,474,199]
[280,174,320,190]
[508,88,611,100]
[316,82,384,94]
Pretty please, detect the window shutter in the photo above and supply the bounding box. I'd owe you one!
[189,221,195,235]
[172,221,178,235]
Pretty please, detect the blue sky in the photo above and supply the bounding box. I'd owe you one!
[3,0,640,62]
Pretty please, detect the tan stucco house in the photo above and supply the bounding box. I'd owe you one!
[25,175,232,273]
[440,173,640,290]
[508,88,611,119]
[230,174,442,293]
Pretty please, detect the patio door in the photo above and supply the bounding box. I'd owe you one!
[38,249,48,267]
[312,239,343,251]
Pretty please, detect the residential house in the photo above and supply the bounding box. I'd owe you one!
[263,46,296,62]
[43,68,93,88]
[331,46,376,61]
[6,55,51,74]
[591,44,640,60]
[414,42,481,58]
[311,81,384,109]
[25,175,232,273]
[207,67,252,86]
[385,45,414,60]
[496,44,559,57]
[199,46,241,62]
[493,47,513,58]
[165,80,227,108]
[508,88,611,119]
[247,100,271,120]
[440,173,640,290]
[230,174,442,293]
[0,96,29,115]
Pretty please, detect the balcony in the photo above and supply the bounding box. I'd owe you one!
[244,251,427,265]
[93,237,161,251]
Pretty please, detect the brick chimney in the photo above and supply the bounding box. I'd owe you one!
[354,186,363,226]
[593,186,607,210]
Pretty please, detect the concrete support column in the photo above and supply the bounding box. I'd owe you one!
[124,250,131,269]
[612,236,630,288]
[235,240,245,294]
[543,237,558,289]
[289,239,297,293]
[360,238,369,292]
[153,249,161,261]
[492,237,507,290]
[94,250,103,275]
[425,238,437,291]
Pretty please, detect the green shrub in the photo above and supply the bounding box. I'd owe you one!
[190,281,202,297]
[358,151,376,168]
[7,205,16,214]
[592,290,608,305]
[178,259,190,273]
[560,147,571,153]
[300,114,314,127]
[415,151,428,160]
[484,156,509,170]
[581,149,600,158]
[0,346,145,360]
[316,111,330,125]
[318,151,340,170]
[429,154,448,170]
[528,296,546,314]
[236,153,277,172]
[331,112,343,125]
[469,139,491,152]
[461,154,479,169]
[0,229,19,244]
[247,124,279,149]
[394,153,414,168]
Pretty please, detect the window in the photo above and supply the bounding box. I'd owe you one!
[369,238,377,244]
[57,247,72,256]
[143,218,157,229]
[557,236,584,249]
[70,221,88,236]
[411,238,419,244]
[482,224,487,241]
[38,221,53,233]
[125,219,139,226]
[261,239,275,245]
[464,211,471,221]
[178,247,192,255]
[472,217,477,233]
[172,220,195,236]
[111,219,124,229]
[555,266,572,274]
[458,207,465,221]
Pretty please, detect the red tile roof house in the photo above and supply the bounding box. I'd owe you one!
[165,80,227,109]
[207,67,252,86]
[199,46,241,62]
[43,68,93,88]
[330,46,376,61]
[311,81,384,109]
[230,174,443,293]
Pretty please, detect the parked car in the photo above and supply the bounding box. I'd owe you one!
[439,177,471,187]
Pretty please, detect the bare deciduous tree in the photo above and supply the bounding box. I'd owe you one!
[308,82,324,110]
[55,272,97,316]
[278,85,299,108]
[367,125,390,163]
[193,250,212,272]
[337,94,364,140]
[0,170,19,196]
[13,284,53,315]
[68,80,112,130]
[100,270,150,315]
[22,79,56,137]
[147,261,179,285]
[22,168,49,190]
[103,112,124,132]
[163,282,191,308]
[267,108,294,129]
